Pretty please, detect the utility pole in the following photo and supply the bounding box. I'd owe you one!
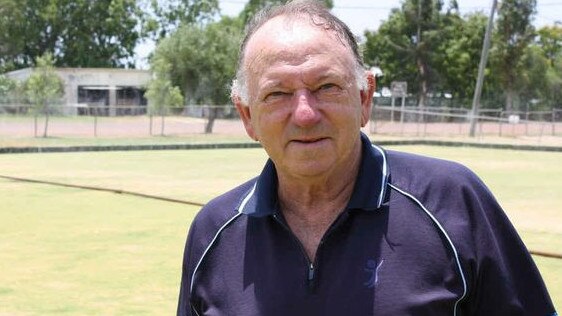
[469,0,498,137]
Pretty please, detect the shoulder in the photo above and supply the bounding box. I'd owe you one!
[182,178,255,275]
[191,178,256,235]
[383,149,498,236]
[385,149,485,198]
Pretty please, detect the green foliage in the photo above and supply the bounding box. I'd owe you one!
[537,25,562,67]
[1,0,220,70]
[152,16,243,105]
[145,58,183,136]
[363,0,461,106]
[543,53,562,109]
[145,58,183,115]
[0,0,144,69]
[141,0,219,39]
[0,74,17,98]
[58,0,141,67]
[0,0,25,72]
[23,53,64,137]
[518,45,550,110]
[432,12,488,99]
[363,10,418,89]
[363,0,562,112]
[24,53,64,112]
[490,0,537,111]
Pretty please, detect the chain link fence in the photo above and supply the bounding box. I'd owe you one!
[0,101,561,139]
[370,105,562,138]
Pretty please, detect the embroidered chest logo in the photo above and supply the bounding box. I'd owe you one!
[364,259,384,288]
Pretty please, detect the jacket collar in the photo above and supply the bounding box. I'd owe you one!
[238,133,389,217]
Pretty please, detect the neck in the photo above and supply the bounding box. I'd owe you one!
[277,142,362,223]
[276,142,362,261]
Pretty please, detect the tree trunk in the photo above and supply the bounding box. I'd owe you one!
[204,106,217,134]
[43,102,49,138]
[160,114,165,136]
[149,114,153,135]
[34,114,38,138]
[416,57,429,108]
[416,56,429,123]
[505,88,515,113]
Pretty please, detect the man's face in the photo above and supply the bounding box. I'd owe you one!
[235,16,374,179]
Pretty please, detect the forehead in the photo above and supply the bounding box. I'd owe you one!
[243,16,355,75]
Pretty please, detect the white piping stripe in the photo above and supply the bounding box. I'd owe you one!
[238,182,257,214]
[189,212,243,293]
[189,185,257,293]
[371,144,389,208]
[389,183,468,316]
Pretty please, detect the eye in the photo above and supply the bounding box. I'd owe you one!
[263,91,291,102]
[318,83,338,91]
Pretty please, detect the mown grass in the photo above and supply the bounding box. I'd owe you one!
[0,146,560,314]
[0,180,198,315]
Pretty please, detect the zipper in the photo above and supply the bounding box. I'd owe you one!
[272,211,349,291]
[273,214,317,289]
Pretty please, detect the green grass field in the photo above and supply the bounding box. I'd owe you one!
[0,146,560,314]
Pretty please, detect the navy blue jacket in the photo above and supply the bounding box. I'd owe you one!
[177,134,556,316]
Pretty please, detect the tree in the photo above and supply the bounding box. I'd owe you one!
[152,16,243,133]
[363,0,460,107]
[432,12,488,100]
[145,58,184,136]
[140,0,220,39]
[544,53,562,109]
[0,75,17,99]
[0,75,24,114]
[0,0,25,72]
[490,0,537,111]
[536,25,562,67]
[1,0,144,70]
[24,53,64,138]
[523,33,562,110]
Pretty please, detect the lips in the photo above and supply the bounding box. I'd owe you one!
[292,137,327,144]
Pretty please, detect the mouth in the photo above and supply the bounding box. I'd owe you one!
[292,137,328,144]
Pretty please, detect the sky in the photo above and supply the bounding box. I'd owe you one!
[220,0,561,34]
[135,0,562,68]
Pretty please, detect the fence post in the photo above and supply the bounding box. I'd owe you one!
[498,111,503,137]
[525,110,529,136]
[390,97,395,123]
[399,97,405,124]
[423,107,428,137]
[552,108,556,136]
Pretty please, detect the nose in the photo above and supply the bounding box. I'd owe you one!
[291,89,320,127]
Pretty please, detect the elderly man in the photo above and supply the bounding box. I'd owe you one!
[177,1,556,315]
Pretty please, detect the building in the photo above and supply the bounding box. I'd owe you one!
[5,68,151,116]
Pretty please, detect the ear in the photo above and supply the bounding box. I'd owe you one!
[359,71,376,127]
[232,94,258,141]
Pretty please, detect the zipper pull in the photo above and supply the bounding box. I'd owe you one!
[308,263,315,281]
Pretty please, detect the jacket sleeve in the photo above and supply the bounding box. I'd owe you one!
[458,170,556,315]
[177,218,199,316]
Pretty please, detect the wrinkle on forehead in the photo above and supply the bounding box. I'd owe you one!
[243,16,352,77]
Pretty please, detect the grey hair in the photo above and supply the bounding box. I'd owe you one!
[231,0,367,104]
